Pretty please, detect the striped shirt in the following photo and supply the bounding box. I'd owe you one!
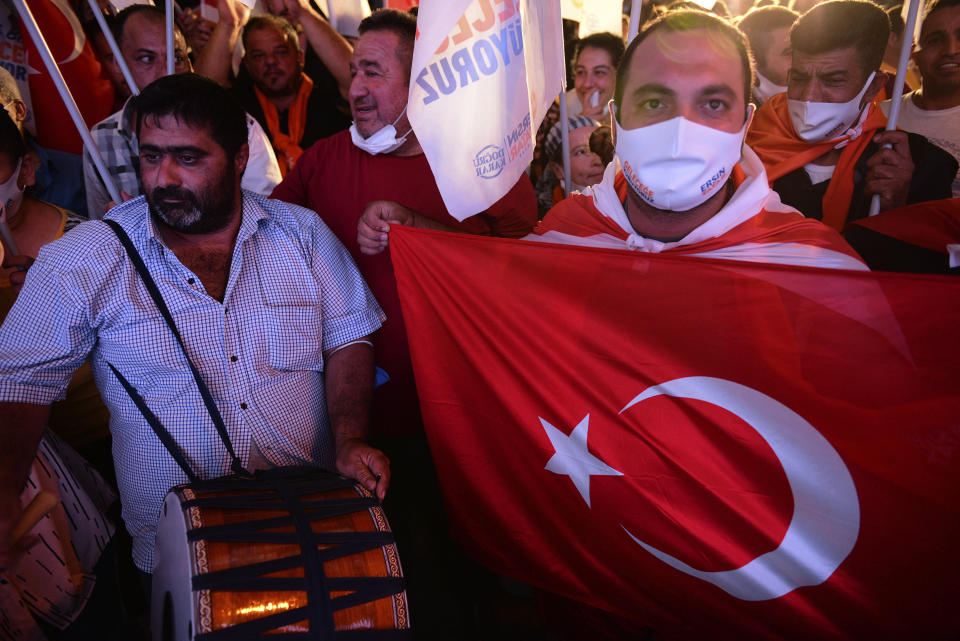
[0,191,384,571]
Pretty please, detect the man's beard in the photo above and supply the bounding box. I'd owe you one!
[147,166,238,234]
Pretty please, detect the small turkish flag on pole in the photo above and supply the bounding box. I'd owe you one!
[390,226,960,640]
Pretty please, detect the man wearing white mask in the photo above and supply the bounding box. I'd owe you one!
[747,0,956,231]
[736,6,799,106]
[526,9,865,271]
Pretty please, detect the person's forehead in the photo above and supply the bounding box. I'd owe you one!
[921,4,960,37]
[626,28,743,93]
[123,15,185,50]
[569,125,596,145]
[353,30,403,66]
[576,46,614,68]
[140,114,218,148]
[791,45,862,72]
[247,25,292,49]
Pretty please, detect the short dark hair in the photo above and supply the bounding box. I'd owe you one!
[0,108,25,167]
[133,74,248,159]
[922,0,960,35]
[357,9,417,70]
[790,1,890,74]
[572,32,626,71]
[886,5,905,37]
[737,6,799,68]
[614,10,754,117]
[242,15,302,52]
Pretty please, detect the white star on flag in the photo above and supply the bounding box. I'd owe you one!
[540,414,623,508]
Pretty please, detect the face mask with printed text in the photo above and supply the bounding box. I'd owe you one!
[613,109,750,212]
[787,72,876,142]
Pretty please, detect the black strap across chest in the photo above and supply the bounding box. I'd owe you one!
[104,219,246,482]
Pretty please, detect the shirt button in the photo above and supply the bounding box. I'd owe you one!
[187,278,195,285]
[230,355,238,362]
[240,402,248,410]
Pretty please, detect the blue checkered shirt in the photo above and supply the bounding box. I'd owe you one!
[0,191,384,571]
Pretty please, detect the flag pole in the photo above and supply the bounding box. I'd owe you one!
[12,0,122,205]
[166,0,175,75]
[559,92,572,198]
[868,0,920,217]
[628,0,642,41]
[87,0,140,96]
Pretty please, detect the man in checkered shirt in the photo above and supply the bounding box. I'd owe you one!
[0,74,389,577]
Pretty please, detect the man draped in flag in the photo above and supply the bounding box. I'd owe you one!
[530,9,866,272]
[746,0,956,231]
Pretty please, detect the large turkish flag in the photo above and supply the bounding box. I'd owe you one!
[389,226,960,640]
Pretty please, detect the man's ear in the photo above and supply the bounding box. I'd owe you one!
[862,70,887,107]
[8,99,27,126]
[19,151,38,189]
[234,143,249,177]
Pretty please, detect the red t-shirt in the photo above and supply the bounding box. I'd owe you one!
[271,130,537,434]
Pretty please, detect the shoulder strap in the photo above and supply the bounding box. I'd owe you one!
[104,219,247,478]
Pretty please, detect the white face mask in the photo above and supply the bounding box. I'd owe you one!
[0,157,24,219]
[787,71,876,142]
[613,109,751,212]
[349,107,411,155]
[754,71,787,104]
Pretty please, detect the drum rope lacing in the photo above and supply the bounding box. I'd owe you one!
[184,469,411,639]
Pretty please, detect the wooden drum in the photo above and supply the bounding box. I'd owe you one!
[151,467,410,640]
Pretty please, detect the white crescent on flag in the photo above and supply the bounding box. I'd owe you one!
[620,376,860,601]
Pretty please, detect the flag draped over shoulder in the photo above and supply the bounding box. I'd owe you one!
[746,94,887,231]
[408,0,564,220]
[390,225,960,640]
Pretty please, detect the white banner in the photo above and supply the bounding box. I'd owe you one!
[409,0,564,221]
[560,0,583,21]
[327,0,372,37]
[579,0,621,37]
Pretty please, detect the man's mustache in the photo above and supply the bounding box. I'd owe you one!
[150,186,199,208]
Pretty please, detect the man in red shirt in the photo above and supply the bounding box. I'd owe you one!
[272,9,536,438]
[271,10,536,635]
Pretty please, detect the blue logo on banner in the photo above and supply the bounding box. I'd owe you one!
[474,144,506,179]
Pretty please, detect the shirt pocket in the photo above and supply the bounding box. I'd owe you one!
[260,280,325,373]
[98,310,194,408]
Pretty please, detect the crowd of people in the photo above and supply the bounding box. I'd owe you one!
[0,0,958,638]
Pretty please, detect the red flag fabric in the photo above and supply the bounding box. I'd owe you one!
[850,197,960,253]
[390,225,960,640]
[19,0,113,153]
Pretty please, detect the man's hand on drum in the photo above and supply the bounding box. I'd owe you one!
[336,438,390,501]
